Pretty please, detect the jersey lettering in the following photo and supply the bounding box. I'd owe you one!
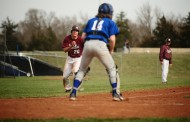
[91,20,104,31]
[74,49,80,54]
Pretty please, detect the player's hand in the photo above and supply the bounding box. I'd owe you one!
[160,61,163,64]
[71,41,76,47]
[169,64,172,67]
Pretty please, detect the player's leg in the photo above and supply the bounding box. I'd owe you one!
[100,54,123,101]
[162,59,169,83]
[63,58,73,92]
[164,59,169,82]
[70,42,93,100]
[70,60,92,100]
[115,65,121,94]
[72,57,90,78]
[106,64,121,94]
[72,57,82,74]
[96,41,123,101]
[72,57,84,90]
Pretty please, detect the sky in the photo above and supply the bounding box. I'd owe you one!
[0,0,190,24]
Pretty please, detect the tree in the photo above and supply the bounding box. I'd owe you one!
[17,8,81,51]
[115,11,131,49]
[153,15,180,47]
[28,26,58,51]
[17,9,61,51]
[179,12,190,47]
[136,2,154,47]
[127,21,140,47]
[17,9,47,50]
[0,17,21,51]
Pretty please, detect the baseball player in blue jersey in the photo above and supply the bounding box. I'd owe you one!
[69,3,124,101]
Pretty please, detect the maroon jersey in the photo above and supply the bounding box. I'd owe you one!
[159,44,172,64]
[62,35,84,58]
[125,42,130,48]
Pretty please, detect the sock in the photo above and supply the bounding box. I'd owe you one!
[73,79,81,88]
[71,79,81,94]
[111,82,117,94]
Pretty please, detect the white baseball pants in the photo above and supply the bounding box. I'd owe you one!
[75,40,118,90]
[162,59,169,82]
[63,56,82,90]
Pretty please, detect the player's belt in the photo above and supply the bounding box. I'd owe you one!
[164,58,171,60]
[85,38,104,42]
[86,39,99,41]
[69,55,81,58]
[87,32,108,39]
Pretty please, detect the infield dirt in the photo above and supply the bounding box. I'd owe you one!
[0,87,190,119]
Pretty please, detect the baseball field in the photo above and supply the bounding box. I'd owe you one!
[0,52,190,122]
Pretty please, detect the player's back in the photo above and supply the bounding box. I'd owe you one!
[84,17,119,43]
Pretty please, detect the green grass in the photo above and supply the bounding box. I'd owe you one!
[0,76,64,98]
[0,74,189,98]
[0,52,190,121]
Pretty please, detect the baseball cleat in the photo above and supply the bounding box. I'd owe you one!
[69,92,77,101]
[112,92,124,101]
[65,89,71,92]
[63,79,72,92]
[162,82,167,84]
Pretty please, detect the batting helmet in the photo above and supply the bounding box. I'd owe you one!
[165,38,171,43]
[98,3,113,16]
[71,25,79,32]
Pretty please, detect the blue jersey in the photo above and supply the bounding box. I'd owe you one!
[83,17,119,44]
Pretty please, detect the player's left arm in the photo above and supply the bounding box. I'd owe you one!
[109,35,116,54]
[169,53,172,67]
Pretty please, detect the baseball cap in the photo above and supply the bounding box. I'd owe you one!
[166,38,171,42]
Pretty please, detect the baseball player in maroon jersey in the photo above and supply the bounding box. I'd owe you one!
[62,25,84,92]
[159,38,172,84]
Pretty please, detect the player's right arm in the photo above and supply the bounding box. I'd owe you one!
[63,41,76,52]
[63,45,72,53]
[159,45,164,64]
[81,32,87,40]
